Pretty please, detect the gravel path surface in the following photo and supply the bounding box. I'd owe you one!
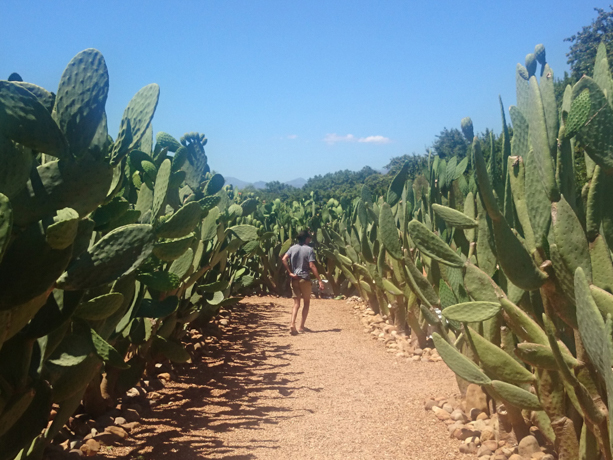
[104,296,474,459]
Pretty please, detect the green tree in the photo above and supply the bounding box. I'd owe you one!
[565,6,613,81]
[432,127,468,159]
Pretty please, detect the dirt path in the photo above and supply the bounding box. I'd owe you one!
[105,296,474,459]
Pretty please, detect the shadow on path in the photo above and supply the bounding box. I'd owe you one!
[115,301,327,460]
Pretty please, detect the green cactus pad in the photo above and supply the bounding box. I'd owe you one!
[152,336,191,363]
[589,235,613,292]
[53,49,109,157]
[442,301,500,322]
[552,196,592,282]
[525,53,537,77]
[0,221,72,310]
[534,44,546,65]
[152,159,171,220]
[0,81,68,158]
[466,327,535,383]
[241,198,258,216]
[540,64,558,155]
[201,207,220,241]
[571,77,613,171]
[432,204,477,229]
[500,297,548,345]
[403,257,440,307]
[136,296,179,318]
[491,216,548,291]
[156,201,202,239]
[137,271,181,291]
[515,342,578,371]
[0,195,11,265]
[382,278,403,296]
[11,154,114,227]
[432,332,491,385]
[87,325,129,369]
[387,161,409,207]
[153,233,194,261]
[73,293,124,321]
[379,203,403,260]
[112,83,160,162]
[57,224,154,290]
[229,225,259,242]
[460,117,474,141]
[169,248,194,280]
[45,207,79,250]
[156,132,181,152]
[205,174,225,196]
[490,380,542,410]
[408,219,464,267]
[575,267,610,377]
[0,134,32,200]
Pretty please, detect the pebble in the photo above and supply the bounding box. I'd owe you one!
[114,416,127,426]
[219,319,229,326]
[518,435,540,458]
[80,439,100,457]
[104,425,129,440]
[442,403,454,414]
[157,373,171,382]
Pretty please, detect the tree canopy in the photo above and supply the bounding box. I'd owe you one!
[565,6,613,81]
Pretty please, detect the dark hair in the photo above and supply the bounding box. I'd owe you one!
[297,230,311,244]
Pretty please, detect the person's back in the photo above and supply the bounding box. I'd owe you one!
[286,243,315,279]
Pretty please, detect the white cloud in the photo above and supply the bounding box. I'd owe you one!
[323,133,391,145]
[358,135,391,144]
[323,133,356,144]
[287,134,298,139]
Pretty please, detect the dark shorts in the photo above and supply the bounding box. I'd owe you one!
[291,278,312,300]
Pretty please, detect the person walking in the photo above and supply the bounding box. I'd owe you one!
[281,230,324,335]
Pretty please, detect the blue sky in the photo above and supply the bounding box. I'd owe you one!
[0,1,605,183]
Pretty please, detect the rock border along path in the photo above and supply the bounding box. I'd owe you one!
[99,296,474,459]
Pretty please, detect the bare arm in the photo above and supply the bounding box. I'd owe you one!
[282,253,299,279]
[309,261,325,290]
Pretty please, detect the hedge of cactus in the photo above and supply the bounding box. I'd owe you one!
[241,43,613,459]
[0,49,259,460]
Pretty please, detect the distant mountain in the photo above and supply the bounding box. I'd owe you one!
[224,176,306,190]
[285,177,307,188]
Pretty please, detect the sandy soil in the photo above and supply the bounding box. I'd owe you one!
[101,296,475,460]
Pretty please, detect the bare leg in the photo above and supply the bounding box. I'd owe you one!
[299,298,310,331]
[290,297,300,334]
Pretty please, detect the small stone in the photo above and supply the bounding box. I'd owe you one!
[482,440,498,452]
[414,348,423,356]
[114,417,127,426]
[502,446,518,457]
[476,445,492,457]
[219,318,229,326]
[412,355,420,361]
[126,387,141,398]
[518,435,540,458]
[157,373,171,382]
[509,455,524,460]
[432,406,451,421]
[122,421,140,432]
[395,352,407,358]
[456,427,481,441]
[148,391,161,400]
[480,427,495,442]
[470,408,484,421]
[70,438,83,450]
[541,455,555,460]
[531,453,546,460]
[442,403,454,414]
[104,425,129,440]
[476,412,489,420]
[80,439,100,457]
[450,409,466,422]
[466,383,489,415]
[92,432,116,446]
[424,399,437,411]
[459,442,478,454]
